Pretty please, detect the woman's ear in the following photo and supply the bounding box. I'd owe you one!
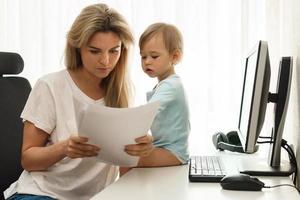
[172,49,182,65]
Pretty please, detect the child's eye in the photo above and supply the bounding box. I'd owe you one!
[141,56,146,59]
[152,55,159,59]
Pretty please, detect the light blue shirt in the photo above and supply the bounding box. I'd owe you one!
[147,74,190,163]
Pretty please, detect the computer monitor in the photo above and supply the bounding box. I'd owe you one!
[237,40,295,176]
[268,57,293,168]
[237,40,270,153]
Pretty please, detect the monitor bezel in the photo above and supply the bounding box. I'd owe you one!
[237,40,269,153]
[268,57,293,166]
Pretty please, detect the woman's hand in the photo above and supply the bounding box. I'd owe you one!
[124,134,154,157]
[64,135,100,159]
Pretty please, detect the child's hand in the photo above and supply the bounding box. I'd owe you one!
[124,134,154,157]
[63,135,100,159]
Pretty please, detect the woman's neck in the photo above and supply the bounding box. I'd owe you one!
[68,68,105,100]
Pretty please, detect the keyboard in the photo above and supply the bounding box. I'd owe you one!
[189,155,226,182]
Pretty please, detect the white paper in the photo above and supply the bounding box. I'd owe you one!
[78,101,160,167]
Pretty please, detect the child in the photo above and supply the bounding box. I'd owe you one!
[120,23,190,176]
[138,22,190,166]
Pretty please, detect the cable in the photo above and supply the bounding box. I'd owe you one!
[283,141,296,162]
[257,135,273,143]
[255,138,298,186]
[257,140,273,144]
[264,184,300,193]
[281,139,298,186]
[259,136,272,139]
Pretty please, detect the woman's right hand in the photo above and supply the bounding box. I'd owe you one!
[64,135,100,159]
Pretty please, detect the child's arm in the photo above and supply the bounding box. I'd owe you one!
[120,147,182,176]
[137,147,181,167]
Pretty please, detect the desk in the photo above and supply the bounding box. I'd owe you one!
[91,154,299,200]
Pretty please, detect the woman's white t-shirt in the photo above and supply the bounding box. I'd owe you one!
[4,70,118,200]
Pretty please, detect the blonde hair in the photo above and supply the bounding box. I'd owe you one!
[139,23,183,54]
[65,3,134,108]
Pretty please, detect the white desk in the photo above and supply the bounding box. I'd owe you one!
[91,154,299,200]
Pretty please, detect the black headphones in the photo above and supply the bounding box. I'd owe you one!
[212,131,245,153]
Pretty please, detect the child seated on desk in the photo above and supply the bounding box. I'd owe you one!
[121,22,190,175]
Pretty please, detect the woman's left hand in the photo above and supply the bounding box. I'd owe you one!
[124,134,154,157]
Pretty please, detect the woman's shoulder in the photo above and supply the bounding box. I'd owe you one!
[32,69,69,93]
[39,69,67,83]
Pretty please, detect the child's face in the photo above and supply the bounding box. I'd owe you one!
[140,34,175,81]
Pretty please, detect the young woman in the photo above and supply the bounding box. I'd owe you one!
[4,3,153,200]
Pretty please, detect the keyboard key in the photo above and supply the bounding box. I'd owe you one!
[189,156,226,182]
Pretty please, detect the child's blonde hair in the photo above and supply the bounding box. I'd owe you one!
[139,23,183,54]
[65,3,134,108]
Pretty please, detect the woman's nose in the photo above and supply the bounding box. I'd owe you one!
[99,53,109,65]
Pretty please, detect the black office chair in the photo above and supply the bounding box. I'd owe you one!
[0,52,31,199]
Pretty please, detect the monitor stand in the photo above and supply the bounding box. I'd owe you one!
[238,157,295,176]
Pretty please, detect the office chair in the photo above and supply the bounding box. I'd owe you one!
[0,52,31,199]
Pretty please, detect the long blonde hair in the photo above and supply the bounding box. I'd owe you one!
[65,3,133,108]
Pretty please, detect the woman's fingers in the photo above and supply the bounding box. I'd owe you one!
[66,135,100,158]
[70,135,89,143]
[125,143,151,152]
[125,149,152,157]
[135,134,153,143]
[125,135,154,157]
[69,139,100,152]
[67,149,98,158]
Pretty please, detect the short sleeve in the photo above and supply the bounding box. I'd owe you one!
[148,82,176,112]
[21,79,56,134]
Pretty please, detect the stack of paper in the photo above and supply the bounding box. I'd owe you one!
[78,101,160,167]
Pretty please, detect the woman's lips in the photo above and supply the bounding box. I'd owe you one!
[96,68,109,73]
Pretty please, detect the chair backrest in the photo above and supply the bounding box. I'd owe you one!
[0,52,31,198]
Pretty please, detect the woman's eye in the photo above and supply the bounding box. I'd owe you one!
[110,49,120,54]
[89,50,99,54]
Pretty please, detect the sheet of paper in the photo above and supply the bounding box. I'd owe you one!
[78,101,160,167]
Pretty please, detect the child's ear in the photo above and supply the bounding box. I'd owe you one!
[172,49,182,65]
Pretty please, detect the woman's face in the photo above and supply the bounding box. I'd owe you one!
[80,31,122,80]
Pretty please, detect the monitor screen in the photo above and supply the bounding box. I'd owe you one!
[237,41,270,153]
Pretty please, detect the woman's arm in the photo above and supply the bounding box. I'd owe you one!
[21,121,100,171]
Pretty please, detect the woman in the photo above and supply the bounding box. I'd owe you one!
[4,3,153,200]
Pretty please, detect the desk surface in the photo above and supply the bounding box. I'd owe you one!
[92,154,299,200]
